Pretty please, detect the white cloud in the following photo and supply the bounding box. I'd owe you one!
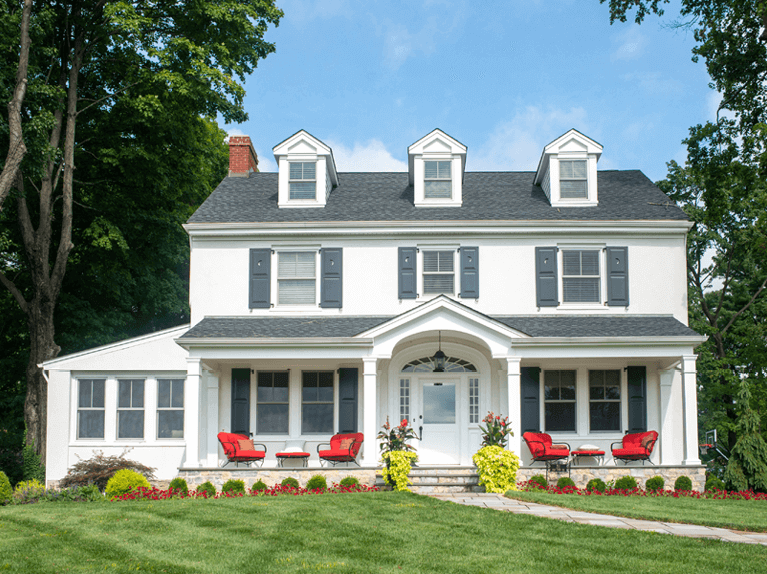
[469,106,591,171]
[326,139,407,172]
[611,26,647,61]
[226,127,246,138]
[255,149,277,173]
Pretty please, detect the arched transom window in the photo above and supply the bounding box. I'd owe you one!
[401,357,477,373]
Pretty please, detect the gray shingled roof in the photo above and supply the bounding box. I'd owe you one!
[179,315,699,340]
[187,171,689,224]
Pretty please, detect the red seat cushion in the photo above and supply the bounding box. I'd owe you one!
[573,450,605,456]
[234,450,265,459]
[276,452,310,457]
[612,448,647,459]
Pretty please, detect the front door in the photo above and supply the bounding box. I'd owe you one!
[416,380,460,465]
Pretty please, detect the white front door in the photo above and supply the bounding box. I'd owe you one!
[415,379,460,465]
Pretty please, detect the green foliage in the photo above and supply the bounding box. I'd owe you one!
[586,478,606,493]
[706,476,726,492]
[12,479,45,504]
[0,471,13,504]
[168,477,188,496]
[479,412,512,448]
[221,479,246,495]
[529,475,548,489]
[724,379,767,492]
[645,476,665,492]
[472,446,521,494]
[196,481,216,498]
[339,476,359,488]
[60,451,156,492]
[251,480,268,494]
[674,476,693,492]
[377,417,418,455]
[280,477,300,489]
[556,477,576,489]
[380,451,417,492]
[105,469,151,498]
[22,433,45,483]
[305,475,328,492]
[614,476,638,491]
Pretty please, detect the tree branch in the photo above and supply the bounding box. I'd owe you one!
[76,81,141,117]
[720,274,767,335]
[0,269,29,316]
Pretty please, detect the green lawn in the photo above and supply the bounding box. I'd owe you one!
[1,492,766,573]
[506,490,767,533]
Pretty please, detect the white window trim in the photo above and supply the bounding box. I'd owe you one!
[288,161,317,201]
[556,244,609,310]
[255,371,290,436]
[542,369,578,434]
[300,370,336,435]
[116,378,146,440]
[588,369,622,433]
[76,378,106,441]
[273,248,320,309]
[413,155,463,207]
[157,378,185,440]
[418,246,458,298]
[549,155,599,208]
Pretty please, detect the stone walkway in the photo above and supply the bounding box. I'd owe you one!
[428,493,767,546]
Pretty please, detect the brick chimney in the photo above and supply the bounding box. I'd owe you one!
[228,136,259,177]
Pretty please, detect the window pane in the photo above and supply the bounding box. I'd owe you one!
[606,385,621,400]
[423,385,456,424]
[290,162,303,179]
[171,380,184,408]
[158,411,184,439]
[423,274,454,293]
[132,380,144,408]
[78,411,104,439]
[563,278,600,302]
[545,403,575,432]
[561,160,587,179]
[581,251,599,275]
[118,411,144,439]
[562,251,582,276]
[302,404,333,433]
[158,380,171,408]
[424,161,439,178]
[425,180,451,198]
[590,402,620,431]
[279,252,315,278]
[605,370,620,386]
[289,181,316,199]
[79,381,92,408]
[257,404,289,434]
[590,385,604,400]
[278,279,315,304]
[560,382,576,401]
[118,380,131,408]
[438,161,451,179]
[561,180,587,198]
[257,385,274,402]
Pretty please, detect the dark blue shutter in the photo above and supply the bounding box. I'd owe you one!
[535,247,558,307]
[398,247,417,299]
[320,248,343,308]
[521,367,541,433]
[338,368,358,433]
[231,368,251,435]
[627,366,647,432]
[606,247,629,306]
[249,249,271,309]
[460,247,479,299]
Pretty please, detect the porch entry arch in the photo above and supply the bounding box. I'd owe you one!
[388,340,492,465]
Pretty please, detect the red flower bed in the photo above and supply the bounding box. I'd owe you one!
[115,482,379,501]
[517,480,767,500]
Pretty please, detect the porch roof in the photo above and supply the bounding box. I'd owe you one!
[179,314,699,340]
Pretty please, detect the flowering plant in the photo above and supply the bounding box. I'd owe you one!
[479,412,512,448]
[377,417,418,455]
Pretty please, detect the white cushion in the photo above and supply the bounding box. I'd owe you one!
[578,444,600,451]
[282,440,306,453]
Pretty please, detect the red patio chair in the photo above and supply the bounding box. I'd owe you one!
[217,432,267,468]
[611,430,658,465]
[317,433,364,467]
[522,432,571,479]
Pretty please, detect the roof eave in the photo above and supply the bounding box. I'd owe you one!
[175,337,374,349]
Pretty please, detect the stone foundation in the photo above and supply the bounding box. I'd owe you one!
[177,466,378,489]
[517,464,707,492]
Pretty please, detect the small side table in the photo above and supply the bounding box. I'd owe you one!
[571,449,605,466]
[276,452,310,467]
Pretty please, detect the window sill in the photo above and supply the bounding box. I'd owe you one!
[555,303,610,311]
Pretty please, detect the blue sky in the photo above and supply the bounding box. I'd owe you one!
[225,0,714,182]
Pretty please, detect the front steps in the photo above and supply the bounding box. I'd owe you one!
[376,466,483,494]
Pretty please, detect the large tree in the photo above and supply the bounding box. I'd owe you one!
[0,0,282,463]
[602,0,767,448]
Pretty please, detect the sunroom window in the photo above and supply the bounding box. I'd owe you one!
[157,379,184,439]
[424,161,452,198]
[78,379,105,439]
[560,160,587,199]
[289,162,316,200]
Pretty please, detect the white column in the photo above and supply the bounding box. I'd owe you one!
[682,355,701,465]
[506,357,522,458]
[185,358,201,468]
[658,369,675,465]
[362,357,378,467]
[205,370,220,467]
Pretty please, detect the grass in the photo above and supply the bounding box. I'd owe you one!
[1,491,766,573]
[506,490,767,533]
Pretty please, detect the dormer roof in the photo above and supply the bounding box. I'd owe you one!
[534,129,602,185]
[272,129,339,187]
[407,129,467,185]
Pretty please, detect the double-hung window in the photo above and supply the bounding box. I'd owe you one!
[302,371,334,434]
[559,160,587,199]
[424,161,452,198]
[562,250,600,303]
[78,379,105,439]
[278,251,316,305]
[157,379,184,439]
[257,371,289,434]
[289,162,316,200]
[117,379,144,439]
[544,370,576,432]
[589,370,621,431]
[423,250,454,294]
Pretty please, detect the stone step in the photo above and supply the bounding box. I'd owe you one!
[376,469,483,493]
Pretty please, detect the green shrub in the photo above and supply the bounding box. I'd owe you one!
[22,434,46,484]
[645,476,665,492]
[105,469,151,498]
[586,478,606,493]
[251,479,268,493]
[221,479,246,495]
[528,475,548,489]
[60,451,156,492]
[12,479,46,504]
[0,471,12,505]
[674,475,693,491]
[38,484,103,503]
[168,477,188,496]
[196,481,216,497]
[472,446,521,494]
[556,477,576,489]
[306,475,328,491]
[705,476,726,492]
[339,476,359,488]
[281,477,300,489]
[614,476,638,491]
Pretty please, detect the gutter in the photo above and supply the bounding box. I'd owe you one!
[175,337,374,349]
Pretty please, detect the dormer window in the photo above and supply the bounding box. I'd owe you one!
[534,129,602,208]
[424,161,452,199]
[559,160,588,199]
[289,162,316,200]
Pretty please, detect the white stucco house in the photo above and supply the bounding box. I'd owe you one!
[43,128,706,485]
